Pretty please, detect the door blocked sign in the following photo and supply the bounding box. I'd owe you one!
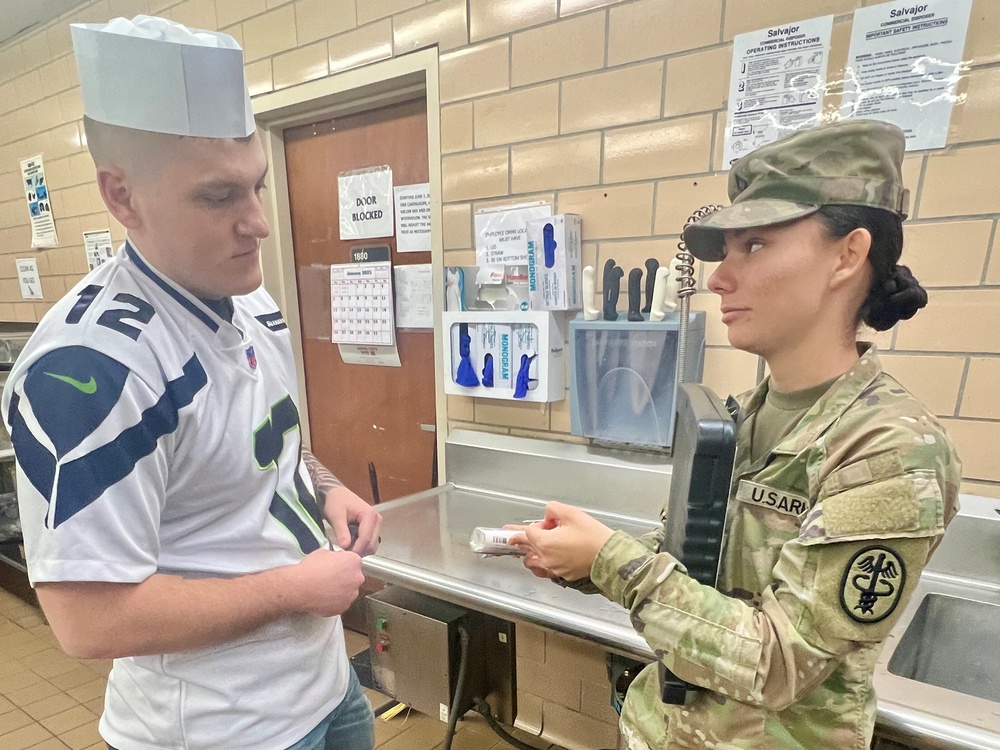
[338,165,394,240]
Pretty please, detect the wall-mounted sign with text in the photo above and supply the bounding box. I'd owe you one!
[338,165,394,241]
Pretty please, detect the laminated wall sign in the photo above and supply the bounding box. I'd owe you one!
[842,0,973,150]
[394,183,431,252]
[724,16,834,167]
[394,264,433,329]
[84,229,115,270]
[17,258,42,299]
[338,166,394,240]
[474,202,551,266]
[20,155,59,248]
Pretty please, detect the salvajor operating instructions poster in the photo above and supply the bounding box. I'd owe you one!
[724,15,834,167]
[842,0,973,151]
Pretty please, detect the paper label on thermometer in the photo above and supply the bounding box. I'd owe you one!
[470,528,524,556]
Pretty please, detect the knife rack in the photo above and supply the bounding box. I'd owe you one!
[442,311,566,402]
[568,312,706,449]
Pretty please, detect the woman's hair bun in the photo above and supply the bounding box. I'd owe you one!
[864,264,927,331]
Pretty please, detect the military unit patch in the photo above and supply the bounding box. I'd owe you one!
[840,545,906,623]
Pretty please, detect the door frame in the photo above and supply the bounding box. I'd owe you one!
[251,49,447,482]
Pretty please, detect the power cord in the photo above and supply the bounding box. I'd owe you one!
[442,625,471,750]
[443,626,608,750]
[472,698,548,750]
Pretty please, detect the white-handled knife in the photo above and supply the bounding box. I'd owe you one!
[582,265,600,321]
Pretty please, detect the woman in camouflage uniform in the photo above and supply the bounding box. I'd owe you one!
[511,119,961,750]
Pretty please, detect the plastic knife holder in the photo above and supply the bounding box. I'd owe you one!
[568,312,706,448]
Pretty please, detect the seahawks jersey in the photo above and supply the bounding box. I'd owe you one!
[2,242,349,750]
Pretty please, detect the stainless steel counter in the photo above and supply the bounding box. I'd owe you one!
[364,430,1000,750]
[361,483,659,660]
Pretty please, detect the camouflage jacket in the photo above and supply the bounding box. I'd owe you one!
[591,345,961,749]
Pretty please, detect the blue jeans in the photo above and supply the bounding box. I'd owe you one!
[285,669,375,750]
[106,669,374,750]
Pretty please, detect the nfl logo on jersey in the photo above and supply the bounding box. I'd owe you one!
[246,346,257,371]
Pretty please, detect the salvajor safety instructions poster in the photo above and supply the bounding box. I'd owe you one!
[724,15,834,167]
[20,155,59,248]
[842,0,973,150]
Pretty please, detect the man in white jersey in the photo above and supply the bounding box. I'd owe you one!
[1,15,382,750]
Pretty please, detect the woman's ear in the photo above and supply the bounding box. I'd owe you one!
[830,227,872,290]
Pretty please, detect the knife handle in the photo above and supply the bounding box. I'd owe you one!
[627,268,643,322]
[649,267,671,322]
[642,258,659,313]
[605,266,624,321]
[582,265,600,321]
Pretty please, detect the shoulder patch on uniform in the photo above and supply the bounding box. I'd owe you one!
[23,346,130,458]
[839,545,906,623]
[254,311,288,332]
[736,480,809,518]
[823,476,918,537]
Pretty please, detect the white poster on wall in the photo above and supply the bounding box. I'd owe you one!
[842,0,974,151]
[474,202,551,266]
[394,263,433,329]
[17,258,42,300]
[338,166,394,240]
[84,229,115,270]
[394,183,431,253]
[20,155,59,248]
[724,15,834,167]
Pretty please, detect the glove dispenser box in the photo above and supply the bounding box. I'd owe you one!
[569,312,706,448]
[443,311,565,402]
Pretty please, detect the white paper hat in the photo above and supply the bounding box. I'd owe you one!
[71,15,255,139]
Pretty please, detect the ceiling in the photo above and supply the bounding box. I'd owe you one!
[0,0,91,47]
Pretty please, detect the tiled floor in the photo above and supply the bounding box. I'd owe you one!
[0,588,550,750]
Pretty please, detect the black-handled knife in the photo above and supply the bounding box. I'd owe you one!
[642,258,659,314]
[603,260,623,321]
[628,268,644,321]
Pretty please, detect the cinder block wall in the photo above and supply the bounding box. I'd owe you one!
[2,0,996,496]
[2,1,999,745]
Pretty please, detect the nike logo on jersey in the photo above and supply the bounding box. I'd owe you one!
[43,372,97,394]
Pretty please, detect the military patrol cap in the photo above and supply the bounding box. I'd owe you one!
[684,119,910,262]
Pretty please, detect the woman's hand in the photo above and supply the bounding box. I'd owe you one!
[505,522,558,580]
[508,502,615,582]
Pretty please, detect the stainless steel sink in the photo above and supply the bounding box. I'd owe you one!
[874,494,1000,750]
[887,593,1000,703]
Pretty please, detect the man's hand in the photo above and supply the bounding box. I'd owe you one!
[508,502,614,582]
[290,549,365,617]
[326,486,382,556]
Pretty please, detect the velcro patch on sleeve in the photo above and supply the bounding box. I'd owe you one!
[822,476,918,537]
[823,451,904,494]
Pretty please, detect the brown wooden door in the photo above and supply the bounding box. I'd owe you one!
[284,98,435,504]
